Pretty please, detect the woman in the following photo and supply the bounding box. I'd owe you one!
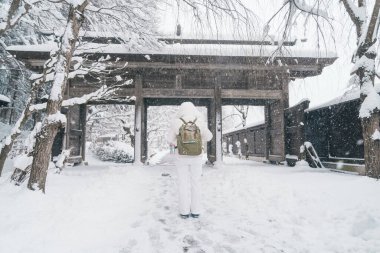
[167,102,213,219]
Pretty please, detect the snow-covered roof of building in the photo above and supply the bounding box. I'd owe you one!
[224,120,265,135]
[306,83,380,112]
[7,41,337,59]
[0,94,10,103]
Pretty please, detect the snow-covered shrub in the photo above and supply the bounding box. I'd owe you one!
[92,141,134,163]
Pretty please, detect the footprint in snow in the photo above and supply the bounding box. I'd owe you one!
[213,244,237,253]
[139,210,149,217]
[130,221,141,228]
[119,239,137,253]
[182,235,205,253]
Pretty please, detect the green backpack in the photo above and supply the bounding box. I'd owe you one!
[177,118,202,156]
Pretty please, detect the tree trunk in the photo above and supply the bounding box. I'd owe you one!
[0,142,13,176]
[361,111,380,178]
[27,1,88,192]
[27,123,59,192]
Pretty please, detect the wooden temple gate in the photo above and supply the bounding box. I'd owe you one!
[7,39,336,165]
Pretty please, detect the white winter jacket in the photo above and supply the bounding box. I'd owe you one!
[167,102,213,149]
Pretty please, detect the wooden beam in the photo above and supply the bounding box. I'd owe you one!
[86,99,135,105]
[68,86,283,100]
[175,74,182,89]
[221,89,283,100]
[21,58,326,78]
[122,62,322,73]
[142,88,214,98]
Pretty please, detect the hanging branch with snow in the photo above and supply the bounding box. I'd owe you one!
[264,0,335,61]
[176,0,256,39]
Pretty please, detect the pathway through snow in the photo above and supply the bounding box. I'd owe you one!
[0,158,379,252]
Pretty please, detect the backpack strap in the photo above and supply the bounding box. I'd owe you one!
[179,118,187,124]
[180,117,197,125]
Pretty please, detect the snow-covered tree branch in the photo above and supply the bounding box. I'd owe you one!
[0,0,32,36]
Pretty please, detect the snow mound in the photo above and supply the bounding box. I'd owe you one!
[91,141,134,163]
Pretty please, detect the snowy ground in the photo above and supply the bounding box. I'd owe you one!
[1,155,380,253]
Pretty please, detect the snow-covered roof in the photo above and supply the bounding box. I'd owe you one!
[7,41,337,59]
[306,83,380,112]
[0,94,10,103]
[224,120,265,135]
[288,98,310,109]
[39,30,296,42]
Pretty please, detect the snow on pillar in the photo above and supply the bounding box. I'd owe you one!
[134,75,143,165]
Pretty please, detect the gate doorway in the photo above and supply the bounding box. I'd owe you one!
[85,104,135,163]
[222,105,265,161]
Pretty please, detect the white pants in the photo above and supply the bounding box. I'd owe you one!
[175,156,203,215]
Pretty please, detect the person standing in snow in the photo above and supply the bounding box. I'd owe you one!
[235,140,242,159]
[228,143,233,156]
[167,102,213,219]
[222,141,227,155]
[244,138,249,160]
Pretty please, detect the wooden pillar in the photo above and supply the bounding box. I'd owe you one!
[207,76,222,165]
[134,75,144,165]
[141,99,148,163]
[66,104,81,156]
[281,71,290,109]
[214,76,223,165]
[264,71,288,163]
[207,101,216,163]
[64,106,71,152]
[79,104,87,161]
[265,102,271,161]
